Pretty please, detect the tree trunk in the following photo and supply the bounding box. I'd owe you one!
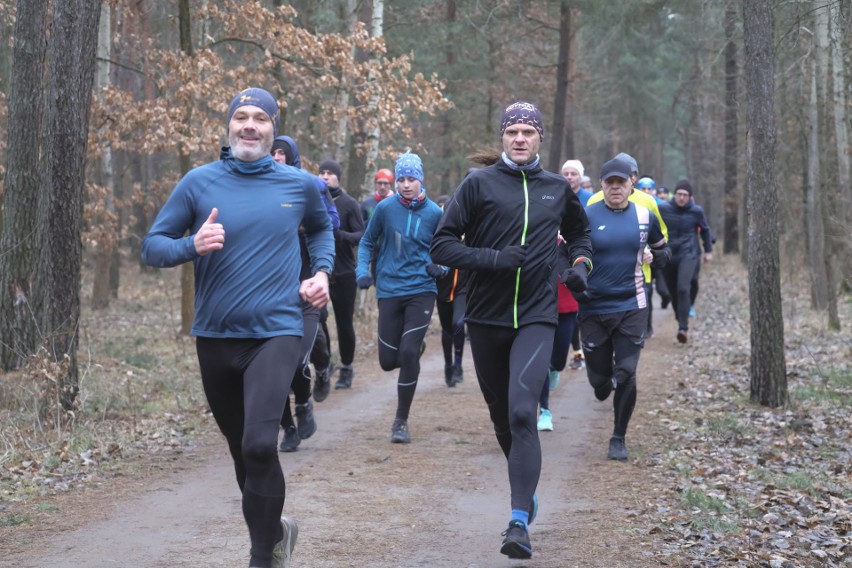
[563,6,578,161]
[548,0,571,172]
[178,0,195,335]
[91,2,115,310]
[805,6,829,310]
[0,0,49,371]
[437,0,455,197]
[828,1,849,321]
[743,0,786,408]
[723,0,739,254]
[35,0,102,410]
[334,0,357,164]
[362,0,386,197]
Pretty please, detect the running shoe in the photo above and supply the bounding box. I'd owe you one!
[313,363,335,402]
[528,494,539,525]
[444,364,456,387]
[537,409,553,432]
[548,367,560,391]
[661,296,670,309]
[500,520,532,559]
[607,436,628,461]
[689,306,695,318]
[335,365,354,389]
[391,418,411,444]
[295,401,317,440]
[451,364,464,384]
[677,329,688,344]
[279,425,300,453]
[271,515,299,568]
[569,353,585,370]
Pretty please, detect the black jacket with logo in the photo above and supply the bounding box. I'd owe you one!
[430,159,591,328]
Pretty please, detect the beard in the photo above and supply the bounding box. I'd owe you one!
[229,131,273,162]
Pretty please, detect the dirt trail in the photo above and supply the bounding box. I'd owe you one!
[2,309,679,568]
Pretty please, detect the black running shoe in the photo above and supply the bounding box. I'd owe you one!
[391,418,411,444]
[295,401,317,440]
[452,364,464,384]
[444,364,456,387]
[607,436,628,461]
[500,520,532,559]
[335,365,353,389]
[313,363,334,402]
[677,329,688,344]
[279,425,300,453]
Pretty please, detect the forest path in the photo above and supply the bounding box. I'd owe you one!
[3,308,679,568]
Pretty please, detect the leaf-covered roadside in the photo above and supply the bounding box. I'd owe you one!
[0,271,211,523]
[637,258,851,567]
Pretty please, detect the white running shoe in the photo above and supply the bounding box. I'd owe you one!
[272,515,299,568]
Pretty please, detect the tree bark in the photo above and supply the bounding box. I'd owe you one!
[335,0,357,164]
[437,0,455,197]
[35,0,103,409]
[805,7,829,311]
[0,0,49,371]
[548,0,571,172]
[91,2,115,310]
[743,0,787,408]
[723,1,739,254]
[362,0,386,197]
[178,0,195,335]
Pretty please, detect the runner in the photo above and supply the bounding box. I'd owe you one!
[657,179,713,343]
[435,194,468,387]
[578,156,669,461]
[431,101,592,560]
[355,152,443,443]
[141,88,334,568]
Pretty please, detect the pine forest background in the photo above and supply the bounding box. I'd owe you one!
[0,0,850,406]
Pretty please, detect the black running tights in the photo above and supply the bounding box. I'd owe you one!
[281,304,321,428]
[196,335,300,568]
[467,322,554,512]
[330,274,357,366]
[436,294,466,368]
[377,293,435,421]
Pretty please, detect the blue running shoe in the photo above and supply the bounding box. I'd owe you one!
[548,368,560,391]
[501,520,532,559]
[689,306,696,318]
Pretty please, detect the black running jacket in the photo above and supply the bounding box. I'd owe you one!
[430,159,591,328]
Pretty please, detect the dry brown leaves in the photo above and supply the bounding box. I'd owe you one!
[638,257,851,567]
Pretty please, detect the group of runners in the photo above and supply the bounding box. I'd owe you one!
[142,88,714,567]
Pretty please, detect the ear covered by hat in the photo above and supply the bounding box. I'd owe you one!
[500,101,544,141]
[675,179,693,195]
[227,87,280,135]
[395,151,424,183]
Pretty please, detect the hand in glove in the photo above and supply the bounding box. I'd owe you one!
[559,262,588,294]
[426,264,449,279]
[650,246,671,269]
[492,245,528,271]
[356,274,373,289]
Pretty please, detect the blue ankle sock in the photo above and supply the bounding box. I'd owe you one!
[511,509,529,527]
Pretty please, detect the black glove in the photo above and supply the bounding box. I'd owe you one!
[650,246,670,269]
[426,264,449,279]
[492,245,528,271]
[356,274,373,289]
[571,289,591,304]
[560,263,588,294]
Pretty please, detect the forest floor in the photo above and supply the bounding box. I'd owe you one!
[0,256,849,567]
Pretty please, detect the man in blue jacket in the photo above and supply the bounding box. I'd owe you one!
[142,88,334,568]
[355,151,443,445]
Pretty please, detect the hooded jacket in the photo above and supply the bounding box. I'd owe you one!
[430,159,592,328]
[658,199,713,261]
